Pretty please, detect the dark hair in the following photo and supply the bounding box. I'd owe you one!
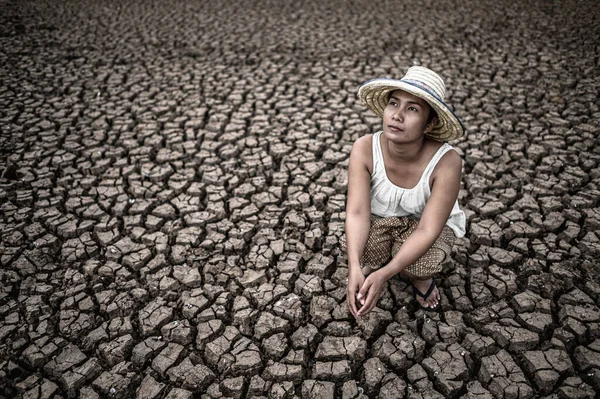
[427,106,438,125]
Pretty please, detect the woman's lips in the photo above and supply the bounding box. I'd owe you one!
[388,125,403,132]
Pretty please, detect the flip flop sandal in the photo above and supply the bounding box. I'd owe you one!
[412,279,440,311]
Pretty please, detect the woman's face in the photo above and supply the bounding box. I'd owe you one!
[382,89,434,144]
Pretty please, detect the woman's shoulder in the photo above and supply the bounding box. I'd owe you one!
[425,140,459,160]
[350,134,376,173]
[431,142,462,175]
[424,138,446,152]
[351,133,375,154]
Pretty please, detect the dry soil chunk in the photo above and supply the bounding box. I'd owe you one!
[312,359,351,382]
[166,357,215,391]
[43,343,87,379]
[152,343,184,376]
[263,362,303,382]
[315,336,367,365]
[372,323,426,370]
[522,348,573,394]
[291,323,320,350]
[302,380,336,399]
[136,374,166,399]
[422,343,469,397]
[254,311,290,340]
[138,297,174,337]
[478,349,533,399]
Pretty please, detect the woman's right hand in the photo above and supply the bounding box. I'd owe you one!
[346,265,365,318]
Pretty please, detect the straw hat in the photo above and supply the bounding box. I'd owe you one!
[358,66,465,141]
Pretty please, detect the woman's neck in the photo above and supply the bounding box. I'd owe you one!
[384,136,428,164]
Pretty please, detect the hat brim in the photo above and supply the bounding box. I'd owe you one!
[358,78,465,141]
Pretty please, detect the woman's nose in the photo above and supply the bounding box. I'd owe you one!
[392,109,403,121]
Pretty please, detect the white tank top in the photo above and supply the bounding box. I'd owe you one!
[370,131,466,238]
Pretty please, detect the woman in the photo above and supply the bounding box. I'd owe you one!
[345,66,466,318]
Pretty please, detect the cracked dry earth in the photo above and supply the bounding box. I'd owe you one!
[1,0,599,398]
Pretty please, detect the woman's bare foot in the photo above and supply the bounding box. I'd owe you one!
[412,278,440,309]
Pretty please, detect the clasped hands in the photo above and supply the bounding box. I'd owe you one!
[346,266,389,318]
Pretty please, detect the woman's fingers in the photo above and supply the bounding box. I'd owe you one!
[347,280,362,318]
[347,290,358,317]
[357,289,378,316]
[358,279,372,300]
[355,278,374,315]
[347,268,367,318]
[356,292,365,306]
[357,273,387,316]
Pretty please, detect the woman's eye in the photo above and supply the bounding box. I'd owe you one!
[408,106,417,112]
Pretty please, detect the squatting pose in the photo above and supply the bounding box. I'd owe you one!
[344,66,466,317]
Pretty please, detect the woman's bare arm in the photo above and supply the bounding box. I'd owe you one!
[345,135,373,270]
[345,135,373,317]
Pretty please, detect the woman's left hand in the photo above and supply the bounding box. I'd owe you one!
[356,270,388,317]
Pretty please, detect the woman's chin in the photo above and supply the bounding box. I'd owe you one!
[383,128,406,142]
[383,128,425,144]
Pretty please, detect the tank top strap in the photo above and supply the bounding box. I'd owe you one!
[422,143,453,179]
[371,131,384,173]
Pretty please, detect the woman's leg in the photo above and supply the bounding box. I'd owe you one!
[392,220,456,309]
[347,216,396,275]
[343,216,394,313]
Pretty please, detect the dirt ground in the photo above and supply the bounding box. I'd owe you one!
[1,0,599,398]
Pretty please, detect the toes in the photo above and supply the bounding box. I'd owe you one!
[413,280,442,309]
[429,288,439,308]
